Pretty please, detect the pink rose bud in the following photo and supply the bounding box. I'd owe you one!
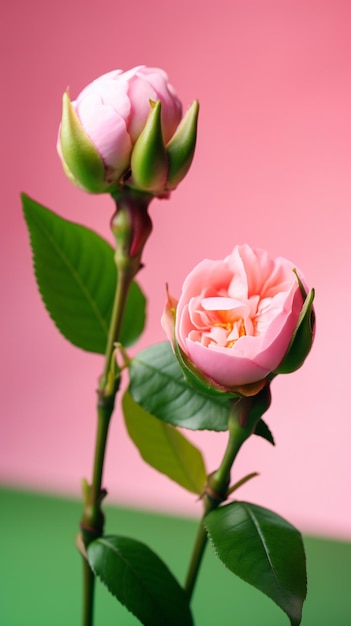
[162,244,315,396]
[57,65,199,195]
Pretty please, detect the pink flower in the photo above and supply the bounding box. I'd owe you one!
[58,66,199,195]
[162,244,314,395]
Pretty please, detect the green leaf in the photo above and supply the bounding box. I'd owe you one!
[205,501,307,626]
[129,342,233,431]
[254,418,275,445]
[122,390,207,494]
[22,194,146,353]
[87,535,193,626]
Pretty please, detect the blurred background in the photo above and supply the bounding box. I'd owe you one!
[1,0,350,540]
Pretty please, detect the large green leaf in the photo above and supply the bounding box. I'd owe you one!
[87,535,193,626]
[128,342,233,431]
[123,390,207,494]
[22,194,146,353]
[205,501,307,626]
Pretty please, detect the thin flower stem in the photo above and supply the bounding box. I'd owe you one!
[80,193,152,626]
[184,521,208,600]
[82,263,133,538]
[88,399,115,528]
[81,268,131,626]
[100,267,134,392]
[184,401,251,601]
[82,558,95,626]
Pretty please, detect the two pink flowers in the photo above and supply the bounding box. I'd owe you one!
[57,66,314,393]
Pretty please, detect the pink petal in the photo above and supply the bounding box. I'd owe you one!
[137,67,182,142]
[76,92,132,173]
[127,76,158,143]
[185,338,269,386]
[201,296,250,321]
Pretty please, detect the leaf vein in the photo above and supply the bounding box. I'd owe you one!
[33,213,109,336]
[241,503,282,590]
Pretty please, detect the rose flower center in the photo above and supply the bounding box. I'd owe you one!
[188,296,259,349]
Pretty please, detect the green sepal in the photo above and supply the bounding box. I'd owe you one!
[59,92,111,194]
[205,501,307,626]
[229,386,272,441]
[166,100,199,188]
[254,418,275,445]
[87,535,194,626]
[275,285,315,374]
[122,390,207,494]
[130,100,168,193]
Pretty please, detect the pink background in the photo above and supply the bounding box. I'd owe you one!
[2,0,351,539]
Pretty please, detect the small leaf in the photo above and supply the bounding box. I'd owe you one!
[205,501,307,626]
[254,418,275,445]
[122,390,207,494]
[22,194,146,353]
[129,342,233,431]
[87,535,193,626]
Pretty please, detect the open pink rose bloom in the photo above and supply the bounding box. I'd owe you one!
[162,244,310,392]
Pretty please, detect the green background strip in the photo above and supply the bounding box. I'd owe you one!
[1,487,350,625]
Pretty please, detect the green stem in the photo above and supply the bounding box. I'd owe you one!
[81,274,128,626]
[80,192,152,626]
[81,263,131,546]
[184,521,208,600]
[82,557,95,626]
[81,402,113,626]
[100,266,134,391]
[88,397,116,531]
[211,411,249,489]
[184,399,252,600]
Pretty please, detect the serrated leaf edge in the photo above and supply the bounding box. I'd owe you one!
[205,503,305,626]
[23,198,110,342]
[88,536,193,626]
[88,538,171,624]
